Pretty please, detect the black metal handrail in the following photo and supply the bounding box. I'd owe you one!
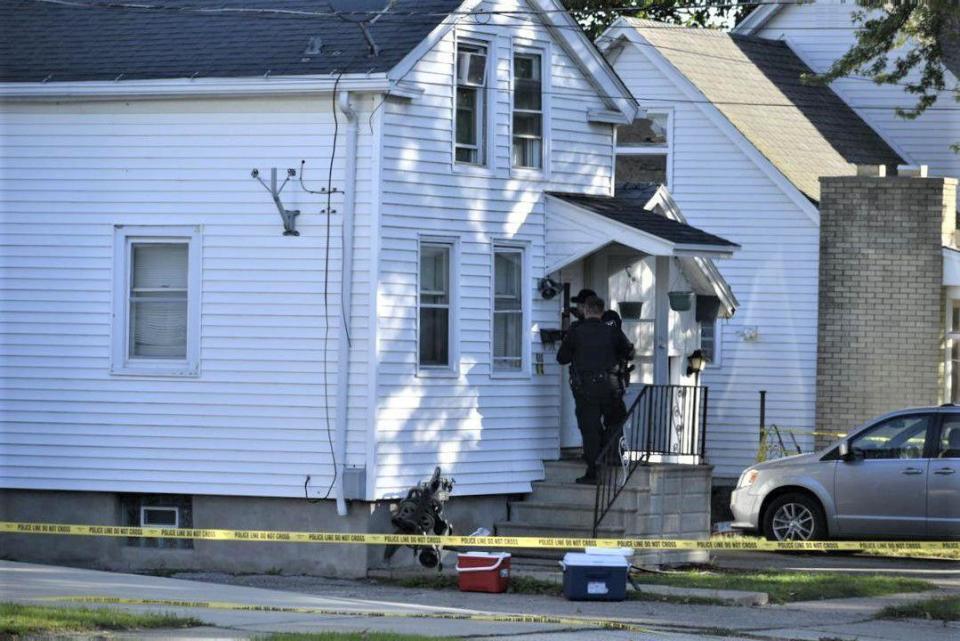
[592,384,708,537]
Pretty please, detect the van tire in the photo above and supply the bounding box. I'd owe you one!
[762,493,826,541]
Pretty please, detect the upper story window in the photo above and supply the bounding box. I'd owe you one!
[512,52,543,170]
[112,226,201,377]
[616,112,671,186]
[493,246,525,373]
[455,42,488,165]
[419,241,454,369]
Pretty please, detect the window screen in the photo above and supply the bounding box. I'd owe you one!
[129,243,188,359]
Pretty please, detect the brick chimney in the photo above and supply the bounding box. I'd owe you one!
[815,174,958,445]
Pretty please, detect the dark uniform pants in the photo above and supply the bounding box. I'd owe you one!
[574,376,626,477]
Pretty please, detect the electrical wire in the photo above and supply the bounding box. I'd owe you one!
[301,69,345,504]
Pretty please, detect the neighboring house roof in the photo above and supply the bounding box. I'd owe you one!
[0,0,461,81]
[621,19,904,202]
[548,188,739,249]
[735,3,960,80]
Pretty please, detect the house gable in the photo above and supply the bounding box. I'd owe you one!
[603,19,820,222]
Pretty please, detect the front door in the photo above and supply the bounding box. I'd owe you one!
[834,413,933,537]
[928,413,960,537]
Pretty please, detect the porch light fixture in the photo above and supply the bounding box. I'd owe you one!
[686,349,707,376]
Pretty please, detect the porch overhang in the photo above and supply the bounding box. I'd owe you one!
[544,192,739,276]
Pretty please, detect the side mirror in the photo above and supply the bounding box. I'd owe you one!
[839,441,852,462]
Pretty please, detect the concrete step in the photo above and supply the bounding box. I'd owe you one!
[508,501,630,529]
[542,460,591,483]
[542,460,652,489]
[495,520,624,540]
[528,481,649,507]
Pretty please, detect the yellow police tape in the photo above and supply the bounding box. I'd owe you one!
[39,596,651,633]
[3,521,958,553]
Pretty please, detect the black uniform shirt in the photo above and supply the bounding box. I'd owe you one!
[556,317,634,375]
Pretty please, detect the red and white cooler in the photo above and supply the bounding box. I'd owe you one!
[456,552,511,593]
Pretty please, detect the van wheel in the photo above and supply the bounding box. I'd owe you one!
[762,493,826,541]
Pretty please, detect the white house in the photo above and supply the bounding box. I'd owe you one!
[0,0,737,575]
[598,16,908,482]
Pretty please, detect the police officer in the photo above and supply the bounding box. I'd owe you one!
[557,295,635,484]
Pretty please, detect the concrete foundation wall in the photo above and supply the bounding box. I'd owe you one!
[816,176,958,446]
[0,489,507,578]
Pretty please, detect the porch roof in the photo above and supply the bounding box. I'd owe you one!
[545,189,739,269]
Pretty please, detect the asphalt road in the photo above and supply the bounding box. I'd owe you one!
[2,560,959,641]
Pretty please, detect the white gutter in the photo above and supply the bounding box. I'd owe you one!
[334,90,359,516]
[0,74,423,102]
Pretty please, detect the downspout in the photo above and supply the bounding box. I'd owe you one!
[335,90,358,516]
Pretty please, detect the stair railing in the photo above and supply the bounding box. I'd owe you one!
[592,384,708,537]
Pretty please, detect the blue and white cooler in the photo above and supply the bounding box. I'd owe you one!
[560,551,630,601]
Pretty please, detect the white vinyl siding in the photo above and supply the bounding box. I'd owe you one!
[610,39,820,479]
[0,94,377,498]
[376,0,615,497]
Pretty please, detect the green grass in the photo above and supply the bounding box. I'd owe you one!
[373,573,722,605]
[0,602,202,636]
[257,635,459,641]
[877,596,960,622]
[629,570,933,604]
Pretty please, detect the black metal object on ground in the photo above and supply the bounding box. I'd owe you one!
[384,467,454,569]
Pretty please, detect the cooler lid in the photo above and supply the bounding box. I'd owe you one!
[561,552,630,568]
[458,552,511,559]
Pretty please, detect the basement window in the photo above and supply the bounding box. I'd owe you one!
[121,494,193,549]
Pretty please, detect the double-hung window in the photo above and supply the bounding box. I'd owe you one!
[493,246,525,372]
[512,52,543,170]
[419,241,454,370]
[112,226,201,376]
[616,112,671,187]
[455,42,488,165]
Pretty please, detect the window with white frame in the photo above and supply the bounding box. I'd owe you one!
[512,52,543,169]
[112,226,200,376]
[419,242,453,368]
[493,246,524,372]
[616,112,670,186]
[700,318,720,366]
[455,42,488,165]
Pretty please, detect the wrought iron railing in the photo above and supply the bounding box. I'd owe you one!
[592,384,708,537]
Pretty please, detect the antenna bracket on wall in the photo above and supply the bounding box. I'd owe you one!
[251,167,301,236]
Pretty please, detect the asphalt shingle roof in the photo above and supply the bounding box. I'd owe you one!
[549,187,739,249]
[0,0,462,82]
[626,19,904,203]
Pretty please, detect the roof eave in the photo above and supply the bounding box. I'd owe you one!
[0,73,394,102]
[731,4,785,36]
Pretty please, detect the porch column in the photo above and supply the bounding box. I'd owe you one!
[653,256,670,385]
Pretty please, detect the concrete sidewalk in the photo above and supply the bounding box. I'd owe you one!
[2,561,958,641]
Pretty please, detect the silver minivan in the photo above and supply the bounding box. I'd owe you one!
[730,406,960,540]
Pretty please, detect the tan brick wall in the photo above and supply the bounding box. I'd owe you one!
[816,176,958,446]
